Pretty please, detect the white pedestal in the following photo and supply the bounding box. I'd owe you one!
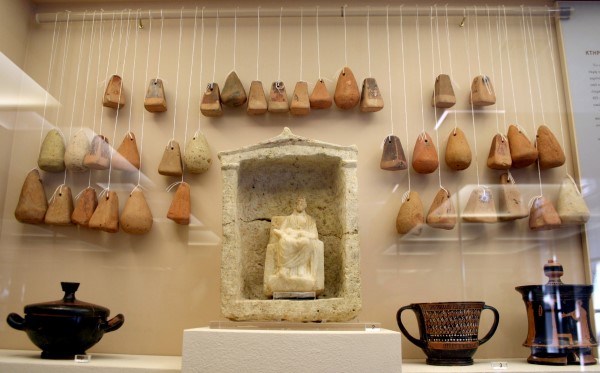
[182,325,402,373]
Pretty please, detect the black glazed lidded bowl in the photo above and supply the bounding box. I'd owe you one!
[7,282,125,359]
[515,259,597,366]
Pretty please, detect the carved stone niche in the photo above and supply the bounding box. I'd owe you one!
[218,127,361,322]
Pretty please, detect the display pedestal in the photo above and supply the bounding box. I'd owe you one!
[182,323,402,373]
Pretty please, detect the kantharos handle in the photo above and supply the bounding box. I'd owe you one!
[396,305,426,349]
[478,304,500,346]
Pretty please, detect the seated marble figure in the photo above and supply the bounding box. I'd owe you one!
[264,197,325,297]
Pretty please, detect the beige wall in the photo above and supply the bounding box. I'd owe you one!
[1,0,590,361]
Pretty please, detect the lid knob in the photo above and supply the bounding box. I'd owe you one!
[61,282,80,302]
[544,259,564,285]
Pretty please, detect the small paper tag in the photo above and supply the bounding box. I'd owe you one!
[365,324,380,332]
[490,361,508,370]
[74,354,91,363]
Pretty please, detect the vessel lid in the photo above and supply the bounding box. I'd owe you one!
[515,259,593,297]
[24,282,110,317]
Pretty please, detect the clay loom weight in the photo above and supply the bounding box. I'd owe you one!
[380,135,407,171]
[431,74,456,108]
[14,169,48,224]
[268,81,289,113]
[289,81,310,116]
[103,75,125,109]
[246,81,268,115]
[221,71,247,107]
[334,67,360,110]
[470,75,495,106]
[359,77,384,112]
[309,79,333,109]
[144,78,167,112]
[200,83,223,117]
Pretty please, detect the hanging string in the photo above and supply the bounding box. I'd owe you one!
[53,11,72,133]
[399,5,411,191]
[67,11,88,140]
[156,9,164,80]
[38,13,59,152]
[430,6,443,189]
[385,6,394,136]
[299,7,303,81]
[170,8,185,143]
[464,7,481,187]
[495,10,508,133]
[316,6,322,80]
[126,10,140,135]
[255,7,260,81]
[211,9,219,85]
[366,6,372,77]
[484,6,501,134]
[277,7,283,82]
[197,8,205,133]
[444,5,459,130]
[232,7,237,71]
[473,7,483,76]
[503,6,520,126]
[527,8,546,124]
[183,7,200,181]
[113,11,125,76]
[544,9,569,177]
[434,6,443,76]
[80,11,97,132]
[343,5,348,68]
[415,7,426,136]
[138,9,153,188]
[98,12,119,141]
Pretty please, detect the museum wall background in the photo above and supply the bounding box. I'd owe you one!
[0,0,590,360]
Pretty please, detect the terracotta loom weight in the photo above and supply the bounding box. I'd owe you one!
[536,125,565,169]
[529,196,561,230]
[290,81,310,116]
[309,79,333,109]
[64,130,90,173]
[89,191,119,233]
[120,189,153,234]
[431,74,456,108]
[334,67,360,110]
[412,132,439,174]
[112,132,141,171]
[380,135,407,171]
[498,173,528,221]
[167,182,191,225]
[221,71,247,107]
[462,186,498,223]
[200,83,223,117]
[359,78,384,112]
[38,129,66,173]
[158,141,183,177]
[71,187,98,227]
[247,81,268,115]
[556,176,590,224]
[268,81,289,113]
[83,135,111,170]
[144,78,167,112]
[487,133,512,170]
[396,191,424,235]
[44,185,74,226]
[183,132,212,174]
[14,169,48,224]
[445,128,472,171]
[507,125,538,168]
[426,188,457,230]
[103,74,125,109]
[470,75,496,106]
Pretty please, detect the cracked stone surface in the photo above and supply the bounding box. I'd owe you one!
[218,127,361,322]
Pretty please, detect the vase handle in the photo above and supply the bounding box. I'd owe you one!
[478,304,500,346]
[6,313,26,331]
[100,313,125,333]
[396,305,426,349]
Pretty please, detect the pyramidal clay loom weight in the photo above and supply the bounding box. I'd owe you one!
[268,81,289,113]
[507,125,538,168]
[380,135,407,171]
[14,169,48,224]
[487,133,512,169]
[83,135,111,170]
[557,176,590,225]
[144,78,167,112]
[45,185,74,226]
[426,188,456,230]
[221,71,247,107]
[103,74,125,109]
[359,77,384,112]
[536,125,566,169]
[462,187,498,223]
[88,191,119,233]
[290,81,311,116]
[498,173,528,221]
[167,182,191,225]
[38,129,66,173]
[120,189,153,234]
[184,132,212,174]
[64,130,90,173]
[71,187,98,227]
[200,83,223,117]
[396,191,424,235]
[309,79,333,109]
[431,74,456,108]
[246,81,268,115]
[529,196,561,230]
[112,132,141,171]
[412,132,439,174]
[334,67,360,110]
[158,140,183,177]
[445,127,472,171]
[470,75,496,106]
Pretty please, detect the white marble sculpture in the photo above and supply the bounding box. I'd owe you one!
[264,197,325,296]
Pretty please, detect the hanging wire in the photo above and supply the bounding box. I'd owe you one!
[385,6,394,136]
[126,10,140,135]
[67,11,88,141]
[255,6,260,81]
[138,9,153,188]
[183,7,200,181]
[156,9,164,80]
[277,7,283,82]
[464,7,481,187]
[38,13,60,152]
[197,8,205,132]
[299,7,303,81]
[316,6,322,80]
[503,6,520,126]
[170,7,185,144]
[444,5,459,130]
[79,11,97,132]
[430,6,443,189]
[495,9,508,133]
[211,9,219,85]
[232,7,237,71]
[399,5,411,191]
[366,6,372,77]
